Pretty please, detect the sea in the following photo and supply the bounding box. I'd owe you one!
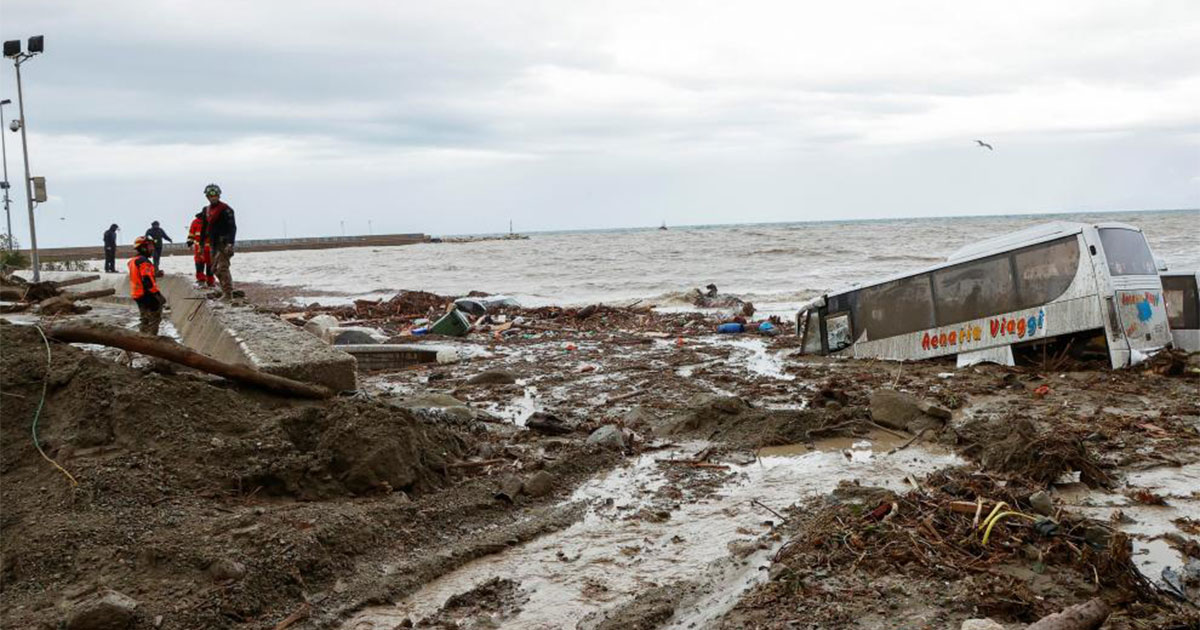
[157,209,1199,317]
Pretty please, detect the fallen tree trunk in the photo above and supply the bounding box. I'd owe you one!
[0,287,28,301]
[46,323,334,399]
[63,288,116,302]
[1026,598,1110,630]
[52,274,100,289]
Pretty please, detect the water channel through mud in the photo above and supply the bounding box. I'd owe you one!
[341,433,962,629]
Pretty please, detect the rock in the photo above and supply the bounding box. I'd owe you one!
[587,424,626,450]
[961,620,1005,630]
[302,314,339,339]
[523,470,555,497]
[467,369,518,385]
[66,590,139,630]
[576,304,598,320]
[622,406,658,430]
[37,295,85,316]
[526,412,572,436]
[495,475,523,502]
[915,399,952,420]
[331,329,378,345]
[869,389,947,433]
[208,558,247,582]
[1029,490,1054,516]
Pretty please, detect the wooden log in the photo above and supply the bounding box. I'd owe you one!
[51,274,100,289]
[63,288,116,302]
[1026,598,1110,630]
[0,287,28,301]
[45,323,334,399]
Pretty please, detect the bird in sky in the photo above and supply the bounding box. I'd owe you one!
[974,139,994,150]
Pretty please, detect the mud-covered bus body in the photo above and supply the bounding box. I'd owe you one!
[796,222,1171,368]
[1161,271,1200,352]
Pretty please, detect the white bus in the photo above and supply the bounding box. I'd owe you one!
[1161,271,1199,352]
[797,221,1172,368]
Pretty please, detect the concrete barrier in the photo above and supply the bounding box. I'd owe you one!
[35,271,358,392]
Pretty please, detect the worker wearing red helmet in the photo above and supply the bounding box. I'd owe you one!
[129,236,167,335]
[186,211,214,287]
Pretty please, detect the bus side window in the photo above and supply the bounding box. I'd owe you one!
[801,311,822,354]
[1013,237,1080,308]
[827,313,852,352]
[932,254,1016,326]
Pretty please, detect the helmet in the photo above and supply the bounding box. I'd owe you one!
[133,236,152,252]
[204,183,222,198]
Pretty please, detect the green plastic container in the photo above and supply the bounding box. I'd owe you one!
[429,309,471,336]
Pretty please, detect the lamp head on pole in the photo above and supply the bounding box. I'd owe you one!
[2,40,19,58]
[0,98,10,106]
[28,36,44,54]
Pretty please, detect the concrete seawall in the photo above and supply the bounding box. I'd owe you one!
[27,233,429,263]
[38,271,358,392]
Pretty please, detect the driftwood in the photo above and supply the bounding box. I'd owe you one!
[46,323,334,399]
[52,274,100,289]
[1026,598,1110,630]
[0,287,27,301]
[63,288,116,302]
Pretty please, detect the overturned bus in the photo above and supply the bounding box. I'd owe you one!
[796,221,1172,368]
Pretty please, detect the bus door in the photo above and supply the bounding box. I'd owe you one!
[1094,227,1172,365]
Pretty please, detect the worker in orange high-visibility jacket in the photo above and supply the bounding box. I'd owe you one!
[129,236,167,335]
[186,210,214,286]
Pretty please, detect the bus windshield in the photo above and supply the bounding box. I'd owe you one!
[1098,228,1156,276]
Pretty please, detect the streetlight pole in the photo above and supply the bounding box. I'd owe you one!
[0,98,11,250]
[14,52,40,280]
[4,36,44,281]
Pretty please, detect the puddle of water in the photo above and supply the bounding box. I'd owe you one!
[1053,462,1200,590]
[342,439,961,630]
[757,431,909,458]
[483,386,541,426]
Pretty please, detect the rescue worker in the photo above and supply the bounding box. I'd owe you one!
[144,220,173,275]
[186,211,213,287]
[199,183,237,300]
[129,236,166,335]
[102,224,119,273]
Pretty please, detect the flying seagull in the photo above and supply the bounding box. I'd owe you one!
[974,139,994,150]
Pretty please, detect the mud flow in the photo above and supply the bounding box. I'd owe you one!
[342,434,961,629]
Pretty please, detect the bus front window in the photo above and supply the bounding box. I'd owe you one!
[1098,228,1157,277]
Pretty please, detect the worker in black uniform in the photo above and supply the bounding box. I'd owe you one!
[144,220,173,276]
[102,224,119,273]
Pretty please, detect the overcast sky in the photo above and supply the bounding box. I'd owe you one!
[1,0,1198,247]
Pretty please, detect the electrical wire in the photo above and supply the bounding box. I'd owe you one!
[30,325,78,487]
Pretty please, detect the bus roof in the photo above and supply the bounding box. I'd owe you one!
[825,220,1143,298]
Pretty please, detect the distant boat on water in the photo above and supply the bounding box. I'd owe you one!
[659,221,668,231]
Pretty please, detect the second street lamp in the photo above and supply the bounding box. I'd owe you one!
[0,98,11,250]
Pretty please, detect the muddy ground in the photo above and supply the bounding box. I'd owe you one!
[2,288,1199,630]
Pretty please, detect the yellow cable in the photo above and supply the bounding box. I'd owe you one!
[978,501,1008,531]
[981,511,1039,545]
[30,325,78,487]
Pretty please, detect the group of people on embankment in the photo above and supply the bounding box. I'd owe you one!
[104,183,238,336]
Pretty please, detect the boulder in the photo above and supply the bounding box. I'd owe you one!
[523,470,555,497]
[526,412,572,436]
[467,369,518,385]
[332,329,379,345]
[66,590,139,630]
[495,475,523,502]
[1029,490,1054,516]
[302,314,339,339]
[587,424,626,450]
[961,620,1005,630]
[208,558,247,582]
[869,389,948,433]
